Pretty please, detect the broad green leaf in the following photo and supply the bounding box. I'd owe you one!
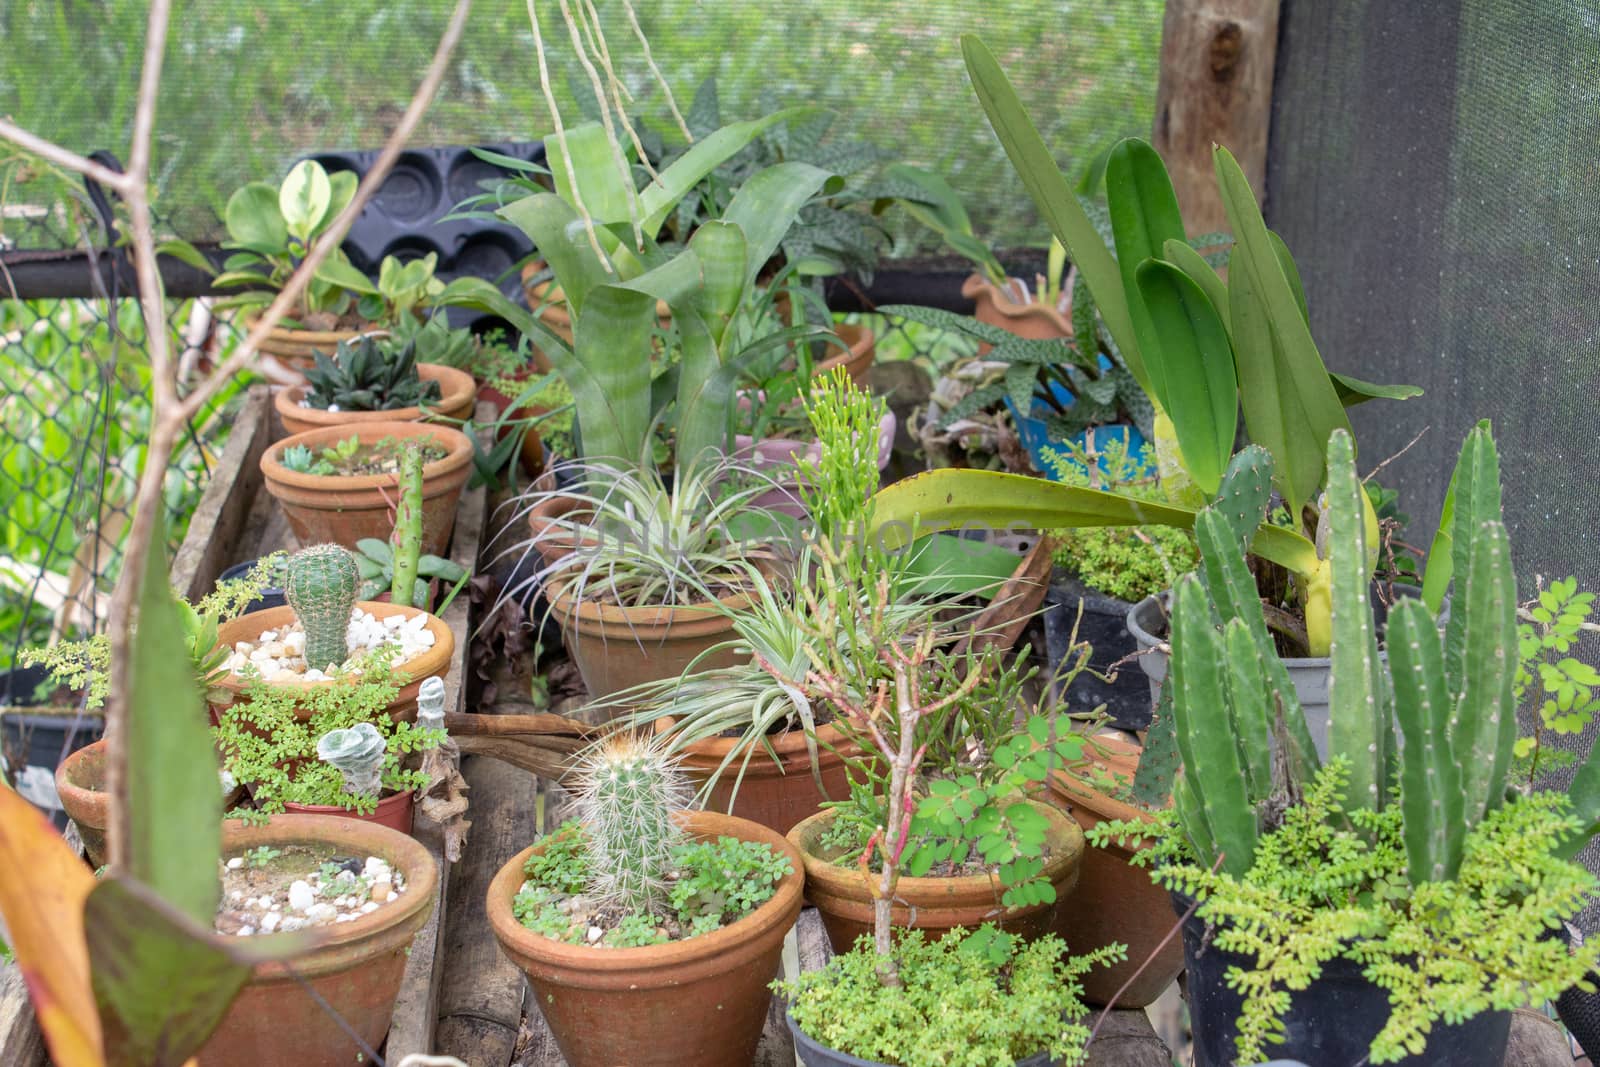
[720,162,835,294]
[1329,371,1424,407]
[883,162,1007,281]
[638,109,818,235]
[869,468,1320,579]
[499,192,615,318]
[128,513,221,924]
[569,283,662,465]
[961,35,1150,396]
[1134,258,1237,493]
[222,182,286,255]
[1107,138,1186,408]
[899,532,1023,598]
[1269,230,1310,324]
[1160,238,1230,329]
[279,160,331,243]
[318,169,359,234]
[686,221,746,348]
[0,784,102,1066]
[545,123,638,233]
[1215,146,1350,517]
[313,257,377,296]
[86,876,265,1067]
[155,240,216,276]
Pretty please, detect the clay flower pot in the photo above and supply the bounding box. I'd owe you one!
[260,420,472,554]
[788,799,1084,954]
[544,578,750,702]
[284,789,416,835]
[486,809,804,1067]
[1046,736,1183,1008]
[669,720,862,836]
[961,273,1072,344]
[55,738,110,868]
[210,601,454,723]
[197,813,437,1067]
[274,362,476,436]
[243,312,379,377]
[811,322,876,386]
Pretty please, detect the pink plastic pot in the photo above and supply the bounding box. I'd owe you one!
[732,410,896,519]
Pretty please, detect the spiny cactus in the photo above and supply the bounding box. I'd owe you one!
[285,544,359,671]
[1167,423,1516,886]
[316,722,386,797]
[569,733,691,915]
[389,444,425,608]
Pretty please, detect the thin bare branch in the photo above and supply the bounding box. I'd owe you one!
[580,0,659,183]
[0,120,132,191]
[527,0,611,271]
[557,0,642,251]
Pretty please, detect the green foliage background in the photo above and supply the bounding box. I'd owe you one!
[0,0,1164,245]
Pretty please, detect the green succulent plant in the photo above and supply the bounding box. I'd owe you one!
[302,335,442,413]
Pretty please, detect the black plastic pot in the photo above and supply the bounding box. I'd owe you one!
[1176,892,1511,1067]
[0,665,103,829]
[786,1011,1057,1066]
[216,558,288,613]
[1044,576,1152,729]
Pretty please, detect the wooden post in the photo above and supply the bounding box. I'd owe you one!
[1152,0,1282,236]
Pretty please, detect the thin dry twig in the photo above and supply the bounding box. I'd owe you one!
[527,0,611,271]
[620,0,691,142]
[556,0,643,251]
[1362,424,1429,485]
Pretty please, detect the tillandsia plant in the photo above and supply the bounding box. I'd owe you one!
[512,734,792,947]
[21,552,286,708]
[284,543,361,673]
[301,335,442,414]
[870,37,1427,660]
[215,652,443,820]
[1091,422,1600,1062]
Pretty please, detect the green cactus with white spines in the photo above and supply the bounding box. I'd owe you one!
[570,734,691,915]
[284,544,360,671]
[1167,422,1519,885]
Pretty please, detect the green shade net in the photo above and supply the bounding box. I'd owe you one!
[0,0,1164,247]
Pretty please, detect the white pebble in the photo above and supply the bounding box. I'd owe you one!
[587,926,604,943]
[226,857,243,870]
[229,889,243,902]
[238,926,254,937]
[306,903,337,923]
[261,913,280,933]
[280,917,306,933]
[288,880,315,912]
[360,901,379,914]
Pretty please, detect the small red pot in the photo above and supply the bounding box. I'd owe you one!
[283,789,416,836]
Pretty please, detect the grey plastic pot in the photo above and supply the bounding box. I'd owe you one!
[1128,586,1435,759]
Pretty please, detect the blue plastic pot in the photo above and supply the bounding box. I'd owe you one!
[1003,379,1147,480]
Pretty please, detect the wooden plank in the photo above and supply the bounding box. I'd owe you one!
[1151,0,1282,237]
[385,402,492,1063]
[171,384,273,602]
[0,962,46,1067]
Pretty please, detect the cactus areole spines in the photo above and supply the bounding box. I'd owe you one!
[284,543,360,671]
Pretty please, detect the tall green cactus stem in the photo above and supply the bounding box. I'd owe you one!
[1387,599,1464,882]
[1171,574,1258,876]
[389,444,425,609]
[285,544,359,671]
[1442,422,1504,690]
[1131,687,1180,809]
[1325,430,1388,813]
[1453,518,1517,832]
[1223,616,1274,799]
[570,734,691,915]
[1209,445,1274,550]
[1193,509,1321,786]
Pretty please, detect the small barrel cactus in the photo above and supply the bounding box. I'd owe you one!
[316,722,386,797]
[570,734,690,916]
[285,544,359,671]
[416,676,446,731]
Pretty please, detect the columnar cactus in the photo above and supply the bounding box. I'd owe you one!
[389,444,425,608]
[569,734,690,915]
[316,722,386,797]
[1167,422,1516,886]
[285,544,359,671]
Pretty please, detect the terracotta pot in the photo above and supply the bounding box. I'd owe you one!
[524,488,593,569]
[788,799,1084,954]
[961,273,1073,346]
[210,601,454,723]
[244,313,380,376]
[811,322,876,387]
[1045,736,1183,1008]
[544,578,749,702]
[284,789,416,835]
[487,809,803,1067]
[274,363,476,436]
[732,409,896,519]
[260,420,473,554]
[55,738,109,868]
[522,261,673,346]
[669,721,862,836]
[197,814,437,1067]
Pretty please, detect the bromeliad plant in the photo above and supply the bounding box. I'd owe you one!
[1092,423,1600,1063]
[871,37,1425,659]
